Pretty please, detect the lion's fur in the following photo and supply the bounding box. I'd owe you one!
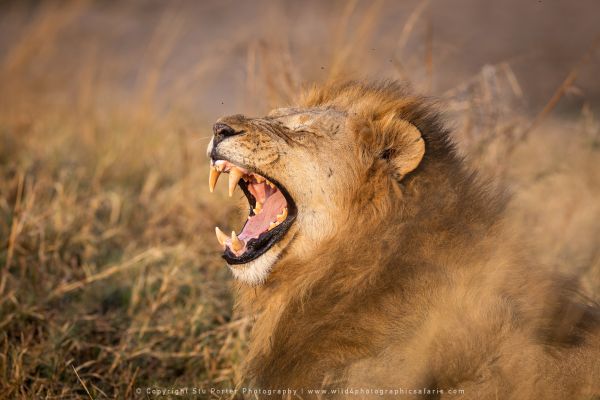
[213,81,600,399]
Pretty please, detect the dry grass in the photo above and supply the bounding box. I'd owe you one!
[0,1,598,398]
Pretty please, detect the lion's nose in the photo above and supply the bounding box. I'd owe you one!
[213,123,241,138]
[212,123,244,148]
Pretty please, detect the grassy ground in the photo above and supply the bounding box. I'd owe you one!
[0,107,249,398]
[0,1,599,399]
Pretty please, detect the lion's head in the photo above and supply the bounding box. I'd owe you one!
[207,81,459,285]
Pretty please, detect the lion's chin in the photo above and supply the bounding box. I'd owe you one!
[227,247,281,285]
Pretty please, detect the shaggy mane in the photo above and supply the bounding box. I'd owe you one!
[220,80,600,398]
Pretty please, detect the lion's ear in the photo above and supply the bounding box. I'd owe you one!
[380,118,425,180]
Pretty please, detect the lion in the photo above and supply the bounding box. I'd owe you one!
[206,81,600,399]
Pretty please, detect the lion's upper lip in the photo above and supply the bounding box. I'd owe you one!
[208,158,296,264]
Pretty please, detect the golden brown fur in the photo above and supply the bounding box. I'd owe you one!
[212,81,600,399]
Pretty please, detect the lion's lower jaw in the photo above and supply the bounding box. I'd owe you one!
[228,250,280,285]
[227,227,298,285]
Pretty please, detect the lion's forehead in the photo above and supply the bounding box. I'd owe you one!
[267,107,347,133]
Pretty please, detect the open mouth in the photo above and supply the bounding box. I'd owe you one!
[208,159,297,265]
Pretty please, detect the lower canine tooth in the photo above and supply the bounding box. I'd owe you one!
[215,227,228,246]
[231,231,244,252]
[253,202,263,215]
[268,222,278,231]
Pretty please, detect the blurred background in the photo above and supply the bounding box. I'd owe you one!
[0,0,599,398]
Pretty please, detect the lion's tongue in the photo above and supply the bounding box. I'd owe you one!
[239,187,286,242]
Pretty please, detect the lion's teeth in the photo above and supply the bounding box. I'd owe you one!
[214,160,226,172]
[231,231,244,252]
[276,207,287,222]
[209,167,221,193]
[253,201,263,215]
[267,180,275,188]
[254,175,265,183]
[215,226,228,246]
[228,168,244,197]
[269,208,287,230]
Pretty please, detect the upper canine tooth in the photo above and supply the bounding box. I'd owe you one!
[276,207,288,222]
[209,167,221,193]
[215,226,228,246]
[267,181,275,188]
[228,168,244,197]
[255,175,265,183]
[231,231,244,252]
